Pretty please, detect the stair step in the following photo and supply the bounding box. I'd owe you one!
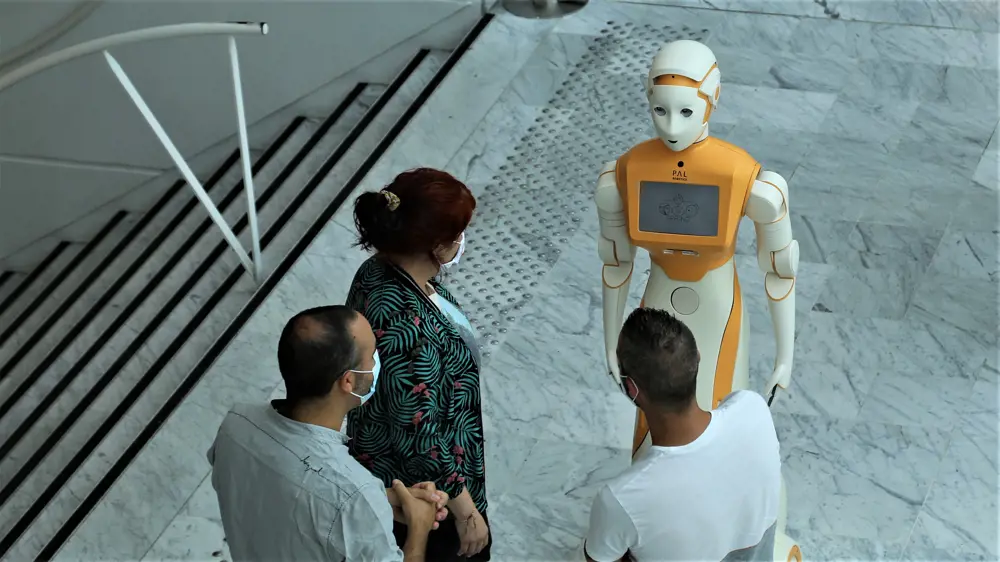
[0,50,445,559]
[0,146,254,380]
[0,273,25,307]
[0,129,312,532]
[0,244,81,331]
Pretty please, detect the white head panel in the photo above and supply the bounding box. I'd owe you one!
[646,40,722,152]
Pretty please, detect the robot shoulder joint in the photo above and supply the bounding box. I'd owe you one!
[595,161,624,213]
[746,170,788,224]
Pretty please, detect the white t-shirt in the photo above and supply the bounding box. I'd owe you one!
[585,390,781,562]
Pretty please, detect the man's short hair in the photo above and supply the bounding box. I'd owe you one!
[277,306,360,405]
[617,307,700,411]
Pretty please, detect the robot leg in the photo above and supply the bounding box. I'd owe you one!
[774,474,802,562]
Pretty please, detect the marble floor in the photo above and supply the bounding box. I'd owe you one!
[53,1,998,560]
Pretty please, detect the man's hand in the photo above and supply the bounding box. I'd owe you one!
[391,480,439,535]
[387,482,449,529]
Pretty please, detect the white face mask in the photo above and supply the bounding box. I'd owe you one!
[349,350,381,405]
[440,232,466,269]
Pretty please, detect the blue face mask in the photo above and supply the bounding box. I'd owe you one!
[349,350,381,404]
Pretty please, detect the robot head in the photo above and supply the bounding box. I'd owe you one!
[646,40,721,152]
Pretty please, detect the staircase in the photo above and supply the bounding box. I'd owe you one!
[0,14,492,560]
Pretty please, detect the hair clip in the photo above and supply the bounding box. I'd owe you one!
[380,190,400,211]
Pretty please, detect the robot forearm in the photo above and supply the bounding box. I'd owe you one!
[746,172,798,388]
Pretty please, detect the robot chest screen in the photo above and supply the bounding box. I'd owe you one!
[637,181,720,237]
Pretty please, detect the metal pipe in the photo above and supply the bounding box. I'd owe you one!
[0,22,267,93]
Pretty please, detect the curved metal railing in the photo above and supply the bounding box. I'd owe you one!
[0,21,270,282]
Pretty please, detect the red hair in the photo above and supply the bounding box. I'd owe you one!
[353,168,476,257]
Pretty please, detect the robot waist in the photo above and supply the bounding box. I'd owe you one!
[643,244,735,282]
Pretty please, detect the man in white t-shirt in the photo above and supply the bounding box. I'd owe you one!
[585,307,781,562]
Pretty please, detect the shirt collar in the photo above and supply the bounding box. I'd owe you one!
[269,399,349,444]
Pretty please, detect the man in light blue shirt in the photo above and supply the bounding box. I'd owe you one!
[209,305,448,562]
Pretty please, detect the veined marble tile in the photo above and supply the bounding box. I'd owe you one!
[859,188,960,230]
[952,191,1000,233]
[811,267,917,320]
[611,0,826,18]
[818,96,919,146]
[910,418,1000,560]
[508,32,594,107]
[858,368,978,429]
[794,312,899,370]
[774,414,951,554]
[710,46,777,88]
[737,214,855,265]
[515,437,630,501]
[482,367,634,450]
[372,14,552,177]
[932,65,1000,113]
[929,227,1000,282]
[767,52,859,94]
[141,474,228,562]
[907,272,999,335]
[789,17,998,68]
[828,0,1000,32]
[443,99,541,198]
[840,59,949,103]
[725,127,818,181]
[481,430,535,504]
[899,101,998,155]
[790,136,892,199]
[770,359,876,420]
[871,316,996,380]
[826,222,943,277]
[973,122,999,191]
[488,492,590,562]
[48,418,208,562]
[711,84,837,133]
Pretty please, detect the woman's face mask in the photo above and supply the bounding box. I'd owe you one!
[439,232,467,269]
[349,350,381,404]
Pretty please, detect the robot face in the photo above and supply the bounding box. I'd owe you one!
[647,85,709,152]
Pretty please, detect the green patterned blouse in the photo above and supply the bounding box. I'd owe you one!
[345,256,488,514]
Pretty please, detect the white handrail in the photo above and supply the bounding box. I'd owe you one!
[0,22,267,93]
[0,22,270,283]
[228,36,263,281]
[104,50,256,277]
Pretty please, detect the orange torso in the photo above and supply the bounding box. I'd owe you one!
[616,137,760,282]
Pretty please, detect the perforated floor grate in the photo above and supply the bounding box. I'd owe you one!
[448,21,711,360]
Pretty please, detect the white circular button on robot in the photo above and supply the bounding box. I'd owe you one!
[670,287,700,315]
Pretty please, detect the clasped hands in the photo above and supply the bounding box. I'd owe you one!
[386,480,450,530]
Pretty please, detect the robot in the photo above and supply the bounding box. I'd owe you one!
[595,40,801,562]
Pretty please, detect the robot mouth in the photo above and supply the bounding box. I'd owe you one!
[668,140,678,144]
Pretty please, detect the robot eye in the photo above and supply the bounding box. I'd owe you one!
[653,106,666,116]
[681,108,694,118]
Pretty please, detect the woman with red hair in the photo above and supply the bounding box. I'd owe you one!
[346,168,491,561]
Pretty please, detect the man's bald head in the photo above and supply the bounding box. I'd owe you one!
[277,306,366,406]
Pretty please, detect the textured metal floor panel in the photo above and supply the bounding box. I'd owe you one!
[450,21,710,360]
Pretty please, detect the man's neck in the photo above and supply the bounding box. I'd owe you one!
[284,399,350,432]
[645,402,712,448]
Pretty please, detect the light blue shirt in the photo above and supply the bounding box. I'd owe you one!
[431,292,481,367]
[208,402,403,562]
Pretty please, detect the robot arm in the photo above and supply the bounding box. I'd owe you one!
[596,161,636,384]
[745,170,799,404]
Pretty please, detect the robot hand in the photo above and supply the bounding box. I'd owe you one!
[607,351,622,390]
[765,363,792,406]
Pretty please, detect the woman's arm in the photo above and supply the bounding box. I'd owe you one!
[374,309,474,503]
